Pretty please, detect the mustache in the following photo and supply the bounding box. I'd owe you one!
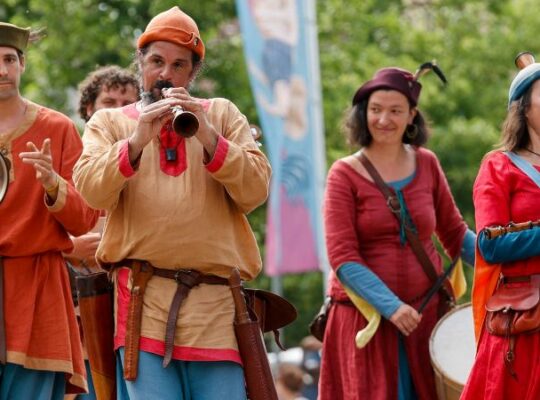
[141,80,173,105]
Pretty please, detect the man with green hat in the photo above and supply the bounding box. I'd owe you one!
[0,21,98,398]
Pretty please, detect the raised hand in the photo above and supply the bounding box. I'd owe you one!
[19,139,58,191]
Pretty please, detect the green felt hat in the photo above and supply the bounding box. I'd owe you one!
[0,22,30,53]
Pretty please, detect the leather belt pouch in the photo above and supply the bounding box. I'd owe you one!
[485,281,540,336]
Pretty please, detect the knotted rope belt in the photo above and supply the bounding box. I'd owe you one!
[109,259,228,380]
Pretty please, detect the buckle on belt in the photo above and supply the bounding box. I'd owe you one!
[174,269,199,288]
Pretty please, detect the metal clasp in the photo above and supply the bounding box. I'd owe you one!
[174,269,192,283]
[387,196,401,214]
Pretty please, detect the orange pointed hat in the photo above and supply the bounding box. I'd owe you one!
[137,6,205,60]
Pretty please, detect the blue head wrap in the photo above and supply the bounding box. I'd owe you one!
[508,63,540,108]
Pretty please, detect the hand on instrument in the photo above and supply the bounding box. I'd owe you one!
[128,97,183,163]
[19,139,58,191]
[390,304,422,336]
[162,87,219,156]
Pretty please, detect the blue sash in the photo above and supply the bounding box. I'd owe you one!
[504,151,540,189]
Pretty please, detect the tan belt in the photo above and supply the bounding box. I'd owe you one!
[110,260,228,380]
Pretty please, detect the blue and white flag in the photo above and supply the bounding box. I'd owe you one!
[236,0,327,276]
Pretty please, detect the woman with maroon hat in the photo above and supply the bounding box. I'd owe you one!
[319,64,475,399]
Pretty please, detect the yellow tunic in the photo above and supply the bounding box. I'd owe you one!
[73,98,271,361]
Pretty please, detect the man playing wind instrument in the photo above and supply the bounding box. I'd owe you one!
[73,7,271,399]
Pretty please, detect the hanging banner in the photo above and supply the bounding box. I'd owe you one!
[236,0,327,276]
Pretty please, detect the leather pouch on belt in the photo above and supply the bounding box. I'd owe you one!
[485,282,540,336]
[244,288,297,350]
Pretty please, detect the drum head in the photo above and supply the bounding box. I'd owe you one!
[0,153,9,203]
[429,303,475,386]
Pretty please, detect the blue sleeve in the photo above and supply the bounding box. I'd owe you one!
[477,226,540,264]
[337,262,403,319]
[461,229,476,266]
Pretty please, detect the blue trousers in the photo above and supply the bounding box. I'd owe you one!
[117,348,247,400]
[0,362,65,400]
[76,360,96,399]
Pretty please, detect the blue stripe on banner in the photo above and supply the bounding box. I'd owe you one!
[235,0,327,276]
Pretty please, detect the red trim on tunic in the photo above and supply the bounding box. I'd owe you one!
[138,337,241,365]
[205,135,229,173]
[122,103,139,120]
[118,139,136,178]
[158,125,187,176]
[200,99,211,112]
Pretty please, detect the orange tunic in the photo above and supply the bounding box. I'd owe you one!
[0,101,99,393]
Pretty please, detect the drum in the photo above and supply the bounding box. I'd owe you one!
[429,303,475,400]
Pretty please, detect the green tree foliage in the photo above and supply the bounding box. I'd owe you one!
[2,0,538,346]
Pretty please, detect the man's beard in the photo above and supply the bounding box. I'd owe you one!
[140,80,173,105]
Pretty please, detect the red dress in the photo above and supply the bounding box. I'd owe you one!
[461,151,540,400]
[319,148,467,400]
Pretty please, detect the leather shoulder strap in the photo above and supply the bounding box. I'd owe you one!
[357,152,439,283]
[504,151,540,189]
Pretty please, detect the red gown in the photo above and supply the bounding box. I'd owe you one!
[319,148,467,400]
[0,101,98,393]
[461,151,540,400]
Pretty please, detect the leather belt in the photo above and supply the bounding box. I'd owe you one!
[109,260,228,380]
[503,274,540,286]
[152,267,228,367]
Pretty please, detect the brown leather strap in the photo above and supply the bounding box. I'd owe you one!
[503,274,540,285]
[159,269,228,366]
[0,256,5,364]
[357,152,454,307]
[162,270,200,367]
[123,260,153,380]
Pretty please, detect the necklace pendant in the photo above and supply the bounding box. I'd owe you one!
[165,148,177,162]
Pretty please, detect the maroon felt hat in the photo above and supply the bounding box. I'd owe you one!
[352,67,422,106]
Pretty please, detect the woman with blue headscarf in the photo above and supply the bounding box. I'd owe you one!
[461,52,540,400]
